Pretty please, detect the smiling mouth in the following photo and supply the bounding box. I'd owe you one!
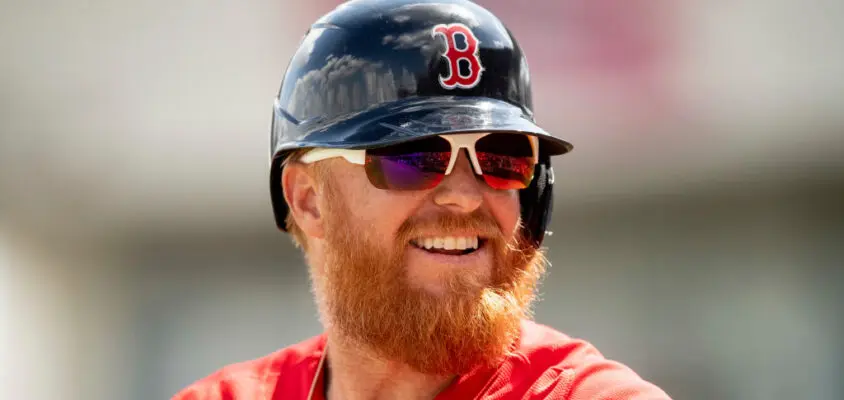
[410,236,486,256]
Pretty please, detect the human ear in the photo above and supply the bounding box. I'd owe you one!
[282,163,325,239]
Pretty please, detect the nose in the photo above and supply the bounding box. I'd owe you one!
[432,150,483,213]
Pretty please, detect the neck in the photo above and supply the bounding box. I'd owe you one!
[323,333,456,400]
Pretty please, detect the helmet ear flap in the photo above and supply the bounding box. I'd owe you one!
[519,154,554,248]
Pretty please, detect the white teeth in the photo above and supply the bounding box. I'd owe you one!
[414,236,480,251]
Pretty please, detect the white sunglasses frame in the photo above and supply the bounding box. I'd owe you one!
[297,133,539,177]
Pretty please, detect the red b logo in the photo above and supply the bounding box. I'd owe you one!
[432,23,484,89]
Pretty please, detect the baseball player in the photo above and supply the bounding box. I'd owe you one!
[173,0,671,398]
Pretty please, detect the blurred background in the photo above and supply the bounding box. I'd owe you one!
[1,0,843,399]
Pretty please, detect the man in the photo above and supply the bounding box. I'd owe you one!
[174,0,671,398]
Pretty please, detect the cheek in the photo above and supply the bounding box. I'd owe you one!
[328,164,422,240]
[364,191,424,241]
[486,190,522,236]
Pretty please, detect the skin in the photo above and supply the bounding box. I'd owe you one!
[282,150,523,400]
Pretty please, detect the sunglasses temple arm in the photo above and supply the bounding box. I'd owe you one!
[299,148,366,165]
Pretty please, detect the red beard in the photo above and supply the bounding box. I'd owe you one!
[316,188,547,375]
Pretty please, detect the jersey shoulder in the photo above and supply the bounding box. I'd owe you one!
[516,319,596,368]
[482,320,672,399]
[171,334,326,400]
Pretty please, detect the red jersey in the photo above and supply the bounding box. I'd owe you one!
[173,320,670,399]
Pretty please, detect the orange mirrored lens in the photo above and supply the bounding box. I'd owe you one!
[476,134,535,189]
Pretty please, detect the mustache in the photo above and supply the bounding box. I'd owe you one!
[397,210,504,241]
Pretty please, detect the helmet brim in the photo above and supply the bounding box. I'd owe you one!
[272,97,572,159]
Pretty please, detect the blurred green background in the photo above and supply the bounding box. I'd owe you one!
[1,0,842,399]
